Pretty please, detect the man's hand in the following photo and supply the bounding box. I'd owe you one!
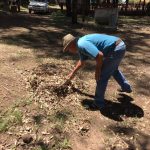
[66,60,85,81]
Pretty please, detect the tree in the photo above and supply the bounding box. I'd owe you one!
[72,0,78,24]
[82,0,90,22]
[3,0,9,11]
[125,0,129,12]
[66,0,71,16]
[112,0,119,7]
[142,0,146,11]
[96,0,100,8]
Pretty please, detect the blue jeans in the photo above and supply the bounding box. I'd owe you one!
[95,42,131,108]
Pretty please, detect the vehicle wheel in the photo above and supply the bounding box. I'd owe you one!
[29,9,32,14]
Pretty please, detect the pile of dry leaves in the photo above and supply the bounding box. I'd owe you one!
[25,62,89,110]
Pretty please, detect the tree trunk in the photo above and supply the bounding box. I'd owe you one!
[96,0,100,8]
[142,0,146,11]
[82,0,90,22]
[82,0,86,22]
[66,0,71,16]
[125,0,129,12]
[112,0,119,8]
[3,0,9,11]
[17,0,21,12]
[72,0,78,24]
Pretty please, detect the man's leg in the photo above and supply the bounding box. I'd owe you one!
[95,56,124,108]
[113,70,132,93]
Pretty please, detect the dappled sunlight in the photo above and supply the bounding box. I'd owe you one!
[0,11,150,150]
[0,27,30,36]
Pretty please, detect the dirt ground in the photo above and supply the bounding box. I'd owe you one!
[0,11,150,150]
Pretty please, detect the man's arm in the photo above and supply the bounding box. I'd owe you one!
[67,60,85,80]
[95,51,103,81]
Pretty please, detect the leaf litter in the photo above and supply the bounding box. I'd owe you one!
[10,61,92,149]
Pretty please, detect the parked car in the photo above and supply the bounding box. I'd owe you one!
[28,0,49,13]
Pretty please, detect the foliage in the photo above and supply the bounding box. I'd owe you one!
[0,108,22,132]
[59,138,71,149]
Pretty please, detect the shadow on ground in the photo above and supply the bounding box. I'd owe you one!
[81,93,144,121]
[0,12,150,96]
[107,124,150,149]
[0,13,149,62]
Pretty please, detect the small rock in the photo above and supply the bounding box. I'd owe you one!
[22,134,33,144]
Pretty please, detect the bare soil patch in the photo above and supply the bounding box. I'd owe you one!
[0,13,150,150]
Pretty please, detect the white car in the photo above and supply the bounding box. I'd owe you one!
[28,0,49,13]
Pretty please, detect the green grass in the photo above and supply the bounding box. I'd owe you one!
[12,98,33,108]
[0,119,9,132]
[46,109,72,150]
[0,108,23,132]
[50,136,71,150]
[48,109,72,124]
[59,138,71,149]
[12,108,23,124]
[0,98,32,132]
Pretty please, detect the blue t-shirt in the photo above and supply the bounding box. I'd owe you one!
[77,34,119,61]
